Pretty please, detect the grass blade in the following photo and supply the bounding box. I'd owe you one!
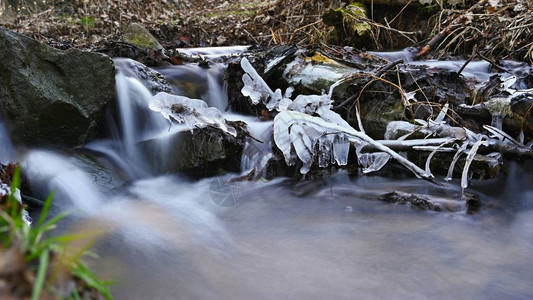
[31,249,49,300]
[37,191,55,227]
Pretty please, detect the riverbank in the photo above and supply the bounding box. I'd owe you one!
[1,0,531,62]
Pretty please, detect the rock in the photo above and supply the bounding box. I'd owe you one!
[504,93,533,141]
[380,190,482,213]
[380,191,463,212]
[122,23,163,52]
[0,27,115,147]
[455,93,533,141]
[138,121,247,175]
[463,192,481,214]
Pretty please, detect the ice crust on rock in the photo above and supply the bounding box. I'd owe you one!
[149,92,237,136]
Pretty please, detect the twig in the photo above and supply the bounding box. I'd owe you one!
[418,0,489,57]
[458,44,478,75]
[333,59,404,110]
[478,53,509,73]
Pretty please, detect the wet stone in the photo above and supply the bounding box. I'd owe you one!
[380,191,444,211]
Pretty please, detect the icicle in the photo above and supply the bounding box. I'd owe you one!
[241,57,294,112]
[461,139,489,193]
[241,57,278,105]
[433,103,449,124]
[357,151,390,174]
[354,103,365,134]
[273,111,297,166]
[332,134,350,166]
[289,124,315,174]
[317,135,333,168]
[425,139,459,176]
[273,111,434,180]
[445,142,468,181]
[483,125,521,146]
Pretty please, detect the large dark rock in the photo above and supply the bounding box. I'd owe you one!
[0,27,115,147]
[139,121,247,176]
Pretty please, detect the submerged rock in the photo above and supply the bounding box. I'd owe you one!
[380,190,481,213]
[380,191,459,212]
[0,28,115,147]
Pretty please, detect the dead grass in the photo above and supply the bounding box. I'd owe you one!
[426,0,533,62]
[1,0,531,62]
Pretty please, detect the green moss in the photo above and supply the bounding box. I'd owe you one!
[80,16,95,30]
[123,23,162,51]
[323,2,371,37]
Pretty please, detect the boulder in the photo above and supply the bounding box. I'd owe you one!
[138,121,247,176]
[0,27,115,147]
[122,23,163,52]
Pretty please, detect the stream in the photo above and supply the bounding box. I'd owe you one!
[4,47,533,299]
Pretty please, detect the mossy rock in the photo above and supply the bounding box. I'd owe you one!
[122,23,163,51]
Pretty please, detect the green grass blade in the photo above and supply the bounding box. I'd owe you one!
[8,166,21,221]
[71,287,82,300]
[37,191,55,227]
[73,262,113,300]
[31,249,49,300]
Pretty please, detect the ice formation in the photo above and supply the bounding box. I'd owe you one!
[149,92,237,137]
[273,111,432,179]
[240,56,533,191]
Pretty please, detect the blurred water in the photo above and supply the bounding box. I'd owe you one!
[85,169,533,300]
[0,121,14,163]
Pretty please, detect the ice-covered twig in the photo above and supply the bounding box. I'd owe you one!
[149,92,237,136]
[274,111,434,180]
[433,103,449,124]
[425,138,459,176]
[445,142,468,181]
[483,125,521,146]
[461,138,488,193]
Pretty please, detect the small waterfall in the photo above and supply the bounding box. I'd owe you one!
[0,120,14,163]
[23,151,103,213]
[231,115,274,175]
[85,60,183,178]
[157,63,229,110]
[205,65,229,111]
[114,72,167,152]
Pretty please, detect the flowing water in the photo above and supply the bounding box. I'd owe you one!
[3,47,533,299]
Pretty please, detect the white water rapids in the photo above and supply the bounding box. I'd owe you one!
[0,47,532,299]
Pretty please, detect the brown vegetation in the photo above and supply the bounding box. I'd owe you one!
[0,0,531,61]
